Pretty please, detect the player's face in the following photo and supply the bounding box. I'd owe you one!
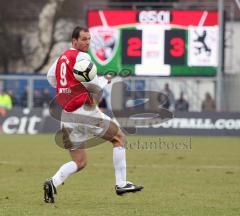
[74,31,91,52]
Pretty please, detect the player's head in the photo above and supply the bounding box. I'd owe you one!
[72,26,91,52]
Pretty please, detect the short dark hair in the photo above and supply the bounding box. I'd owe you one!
[72,26,89,39]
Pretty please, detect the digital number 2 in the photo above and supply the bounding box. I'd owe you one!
[127,37,142,57]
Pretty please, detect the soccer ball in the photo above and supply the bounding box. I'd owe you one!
[73,59,97,82]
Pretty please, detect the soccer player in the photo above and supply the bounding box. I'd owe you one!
[44,26,143,203]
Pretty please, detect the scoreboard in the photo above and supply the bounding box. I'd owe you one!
[87,10,219,76]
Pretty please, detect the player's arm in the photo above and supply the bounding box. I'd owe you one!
[47,58,59,88]
[75,52,111,105]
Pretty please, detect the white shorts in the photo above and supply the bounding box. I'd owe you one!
[60,105,111,149]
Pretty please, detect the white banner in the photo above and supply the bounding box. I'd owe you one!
[135,25,170,76]
[188,26,218,66]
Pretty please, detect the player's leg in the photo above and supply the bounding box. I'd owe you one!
[51,147,87,189]
[101,122,126,186]
[100,120,144,195]
[69,147,87,171]
[44,127,87,203]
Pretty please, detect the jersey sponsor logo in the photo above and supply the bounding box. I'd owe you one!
[90,27,119,65]
[59,88,71,94]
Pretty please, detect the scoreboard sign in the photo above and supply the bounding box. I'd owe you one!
[87,10,219,76]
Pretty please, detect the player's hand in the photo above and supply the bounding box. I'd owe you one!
[104,74,112,84]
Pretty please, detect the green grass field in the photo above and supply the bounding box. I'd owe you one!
[0,135,240,216]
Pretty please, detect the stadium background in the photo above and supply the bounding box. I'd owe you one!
[0,0,240,215]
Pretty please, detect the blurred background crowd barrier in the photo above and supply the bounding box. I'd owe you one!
[0,0,240,135]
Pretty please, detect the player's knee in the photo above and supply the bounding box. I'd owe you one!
[118,131,126,144]
[112,130,125,148]
[74,159,87,171]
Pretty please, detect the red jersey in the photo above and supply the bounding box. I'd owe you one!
[55,49,92,112]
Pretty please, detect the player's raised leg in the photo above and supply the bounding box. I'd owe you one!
[102,120,144,195]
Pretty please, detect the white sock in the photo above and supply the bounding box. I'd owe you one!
[113,147,127,187]
[52,161,78,187]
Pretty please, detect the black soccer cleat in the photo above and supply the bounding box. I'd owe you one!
[43,178,57,203]
[115,182,144,196]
